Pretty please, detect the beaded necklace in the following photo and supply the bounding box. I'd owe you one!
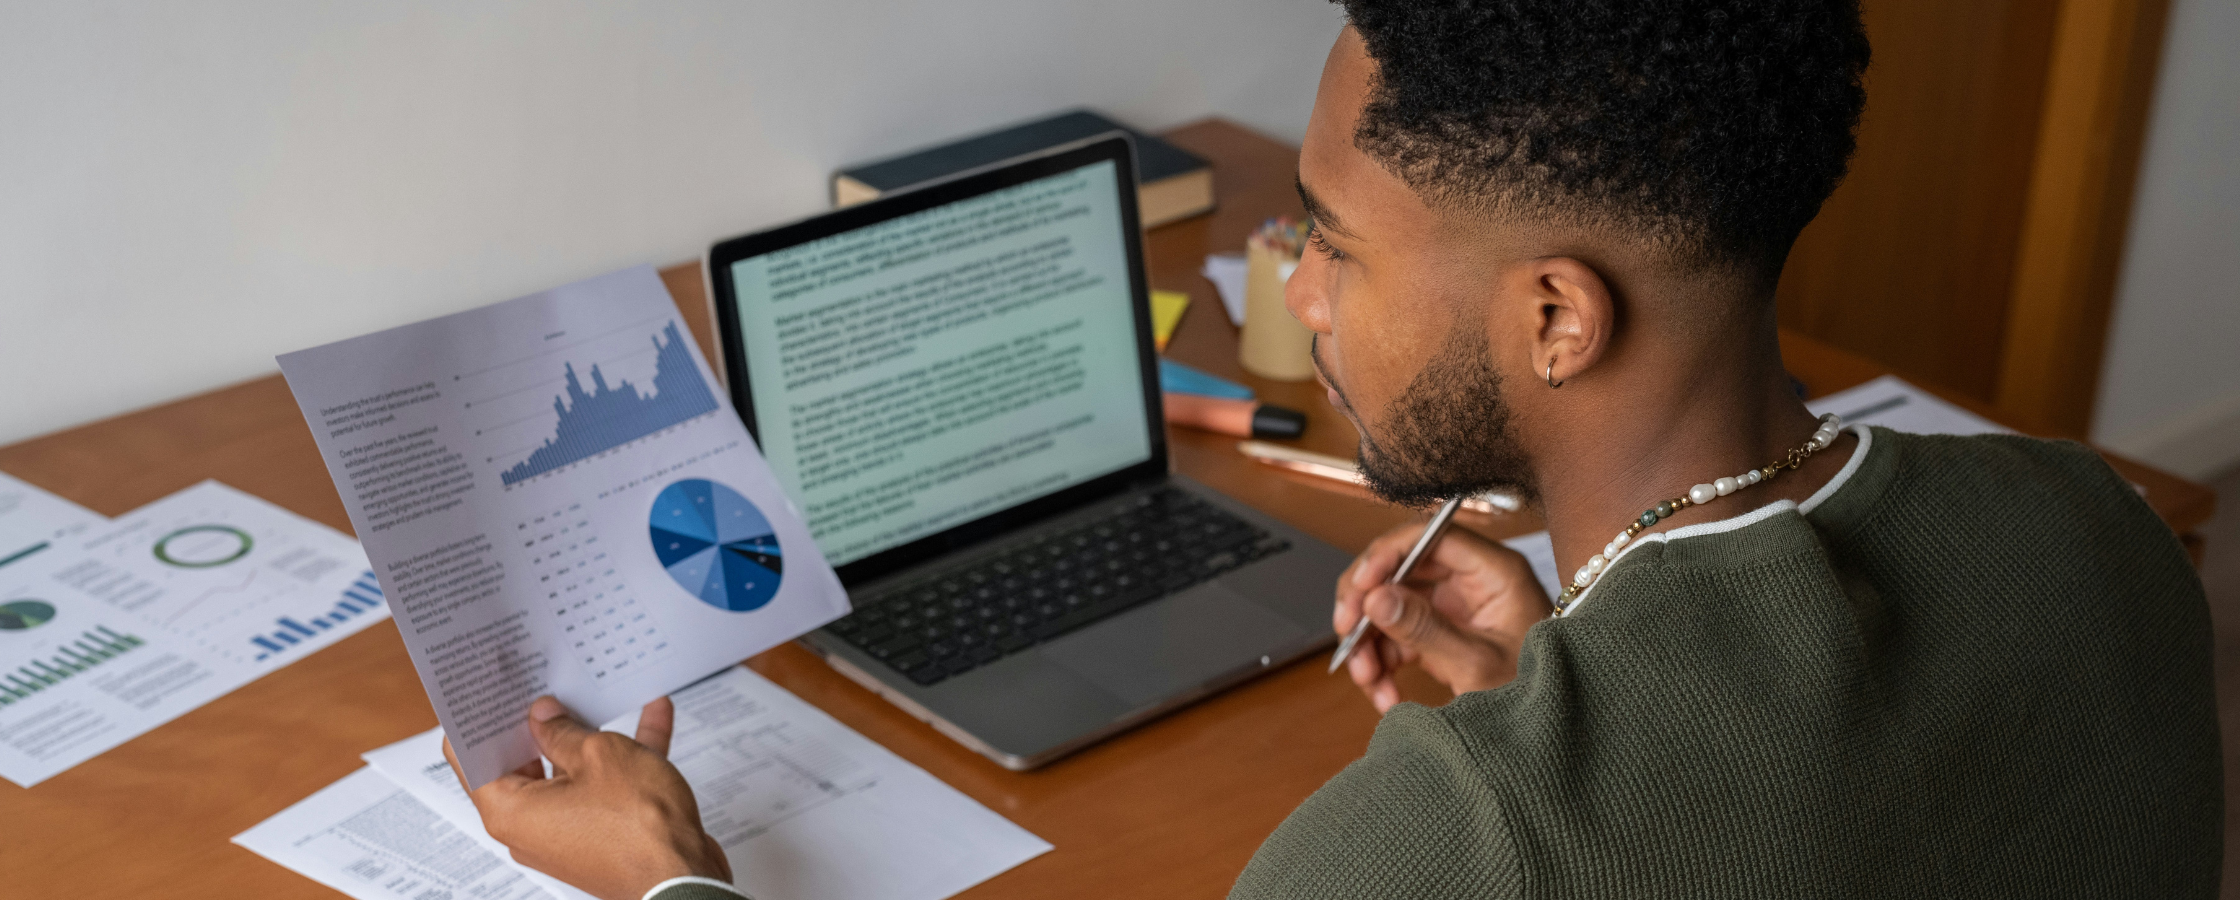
[1552,413,1846,615]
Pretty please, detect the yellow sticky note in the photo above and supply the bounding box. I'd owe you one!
[1151,290,1190,352]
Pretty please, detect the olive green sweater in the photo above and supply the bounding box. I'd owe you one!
[1231,427,2223,898]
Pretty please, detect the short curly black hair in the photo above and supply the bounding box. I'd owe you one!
[1337,0,1869,281]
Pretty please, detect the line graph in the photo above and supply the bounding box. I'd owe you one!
[499,321,719,485]
[163,566,260,626]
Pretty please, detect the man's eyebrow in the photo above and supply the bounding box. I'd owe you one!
[1296,177,1359,240]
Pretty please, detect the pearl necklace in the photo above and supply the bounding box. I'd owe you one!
[1552,413,1845,615]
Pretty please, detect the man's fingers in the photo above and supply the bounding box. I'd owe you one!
[1365,583,1486,664]
[459,739,544,784]
[1413,529,1555,624]
[441,737,472,794]
[1371,681,1400,712]
[1345,636,1399,711]
[443,736,540,792]
[1336,522,1445,635]
[1422,525,1498,574]
[1347,524,1428,589]
[1339,523,1462,619]
[1347,633,1382,687]
[1378,634,1407,673]
[525,695,595,774]
[635,696,677,758]
[443,733,548,836]
[1333,581,1366,635]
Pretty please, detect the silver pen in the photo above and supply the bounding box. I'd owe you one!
[1327,495,1467,674]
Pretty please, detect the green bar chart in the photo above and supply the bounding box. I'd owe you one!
[0,626,144,706]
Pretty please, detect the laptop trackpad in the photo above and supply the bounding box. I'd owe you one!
[1037,584,1308,707]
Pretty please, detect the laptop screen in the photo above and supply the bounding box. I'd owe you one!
[723,156,1154,567]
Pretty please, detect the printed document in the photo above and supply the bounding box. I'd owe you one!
[361,729,587,900]
[1806,375,2013,437]
[277,265,848,788]
[1500,531,1562,601]
[234,767,559,900]
[359,665,1052,900]
[0,481,383,786]
[1201,253,1247,325]
[0,470,104,569]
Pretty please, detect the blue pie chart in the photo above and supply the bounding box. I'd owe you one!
[650,479,784,612]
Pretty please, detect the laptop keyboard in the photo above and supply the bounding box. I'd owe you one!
[822,487,1290,686]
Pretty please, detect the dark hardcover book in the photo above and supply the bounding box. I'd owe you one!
[832,109,1214,228]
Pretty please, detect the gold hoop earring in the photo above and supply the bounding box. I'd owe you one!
[1546,357,1563,389]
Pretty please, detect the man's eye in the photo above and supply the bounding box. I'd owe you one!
[1306,227,1344,262]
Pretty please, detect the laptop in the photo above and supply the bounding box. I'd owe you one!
[706,135,1352,769]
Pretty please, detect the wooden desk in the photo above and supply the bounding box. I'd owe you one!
[0,119,2214,899]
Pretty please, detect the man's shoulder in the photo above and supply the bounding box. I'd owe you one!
[1228,703,1520,900]
[1516,426,2222,895]
[1236,427,2221,898]
[1837,427,2194,602]
[1861,426,2139,519]
[1795,426,2193,611]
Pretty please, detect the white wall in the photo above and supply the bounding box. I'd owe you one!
[0,1,1341,446]
[2092,0,2240,481]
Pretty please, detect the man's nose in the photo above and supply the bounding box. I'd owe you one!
[1284,253,1333,334]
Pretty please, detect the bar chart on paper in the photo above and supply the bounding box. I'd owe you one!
[483,320,721,486]
[248,571,385,662]
[61,482,389,669]
[0,600,146,707]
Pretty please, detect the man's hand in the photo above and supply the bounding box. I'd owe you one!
[443,696,731,900]
[1335,522,1553,712]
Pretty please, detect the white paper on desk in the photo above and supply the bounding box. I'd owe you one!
[234,766,560,900]
[1806,375,2012,437]
[0,481,385,786]
[277,265,849,789]
[0,470,104,568]
[1500,531,1562,602]
[68,481,388,673]
[1202,253,1247,325]
[359,727,593,900]
[363,666,1052,900]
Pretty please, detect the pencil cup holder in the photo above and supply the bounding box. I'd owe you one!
[1238,242,1314,381]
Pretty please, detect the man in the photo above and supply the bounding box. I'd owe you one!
[449,2,2225,898]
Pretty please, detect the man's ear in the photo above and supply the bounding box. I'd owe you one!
[1519,257,1614,387]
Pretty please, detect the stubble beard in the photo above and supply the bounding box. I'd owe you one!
[1353,328,1538,509]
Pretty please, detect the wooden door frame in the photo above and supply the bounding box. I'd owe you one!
[1996,0,2172,437]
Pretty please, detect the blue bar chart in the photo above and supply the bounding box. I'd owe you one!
[0,625,145,707]
[499,321,720,485]
[249,570,384,663]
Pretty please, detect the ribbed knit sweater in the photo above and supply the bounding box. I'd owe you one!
[1229,427,2223,898]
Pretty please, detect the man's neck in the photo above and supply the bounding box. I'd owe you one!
[1530,330,1856,580]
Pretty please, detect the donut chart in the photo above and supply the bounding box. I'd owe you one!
[650,479,783,612]
[153,525,254,568]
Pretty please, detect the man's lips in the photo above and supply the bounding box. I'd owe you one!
[1311,368,1340,407]
[1308,336,1352,416]
[1310,365,1348,415]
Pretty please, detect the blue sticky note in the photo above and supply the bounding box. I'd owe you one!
[1159,359,1255,400]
